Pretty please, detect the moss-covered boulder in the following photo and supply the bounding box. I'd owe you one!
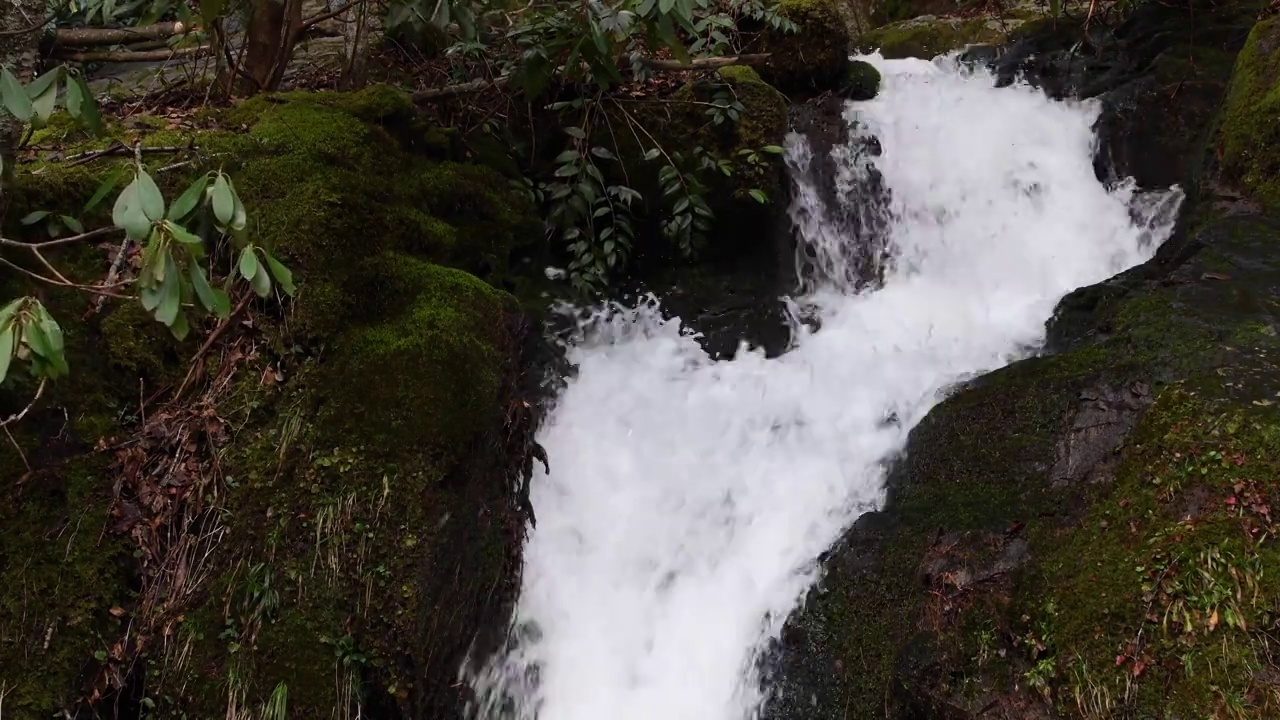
[1,86,541,719]
[857,15,1008,59]
[840,59,881,100]
[757,0,852,92]
[1218,15,1280,210]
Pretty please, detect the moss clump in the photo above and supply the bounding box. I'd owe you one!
[840,59,881,100]
[757,0,851,92]
[1217,16,1280,210]
[858,16,1003,59]
[318,254,514,458]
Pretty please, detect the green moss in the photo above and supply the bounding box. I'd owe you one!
[319,254,512,458]
[0,453,130,717]
[840,59,881,100]
[858,16,1004,59]
[1218,16,1280,210]
[1026,388,1280,717]
[757,0,851,92]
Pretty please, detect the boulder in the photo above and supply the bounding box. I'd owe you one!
[757,0,853,92]
[1218,14,1280,210]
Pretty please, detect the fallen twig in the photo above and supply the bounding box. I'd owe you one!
[0,226,120,249]
[59,141,193,167]
[174,292,254,399]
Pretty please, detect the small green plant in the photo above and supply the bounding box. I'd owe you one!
[262,682,288,720]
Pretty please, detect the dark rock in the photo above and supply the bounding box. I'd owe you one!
[1049,381,1153,486]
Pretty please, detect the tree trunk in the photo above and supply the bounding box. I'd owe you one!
[240,0,303,95]
[0,0,44,178]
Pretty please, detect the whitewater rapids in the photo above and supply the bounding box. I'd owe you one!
[466,53,1183,720]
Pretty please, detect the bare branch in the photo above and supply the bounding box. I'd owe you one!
[1,379,46,430]
[0,226,120,249]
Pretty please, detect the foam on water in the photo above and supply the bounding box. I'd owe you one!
[466,53,1183,720]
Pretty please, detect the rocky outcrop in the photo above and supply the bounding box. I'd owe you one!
[763,1,1280,718]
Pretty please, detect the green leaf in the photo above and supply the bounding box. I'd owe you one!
[63,75,83,118]
[0,327,13,385]
[761,145,785,155]
[249,263,272,298]
[168,175,209,220]
[230,189,247,231]
[212,174,235,225]
[72,75,102,134]
[28,72,60,128]
[263,250,296,296]
[86,166,128,212]
[643,148,662,161]
[112,179,154,240]
[62,215,84,234]
[168,311,190,341]
[591,147,617,161]
[167,221,203,247]
[140,285,164,312]
[25,67,61,102]
[555,150,581,164]
[156,256,181,326]
[136,170,166,221]
[20,210,50,225]
[0,68,33,122]
[239,246,260,281]
[749,188,768,204]
[564,126,586,140]
[190,263,219,315]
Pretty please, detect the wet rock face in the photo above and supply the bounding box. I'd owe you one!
[1050,382,1153,486]
[990,0,1260,191]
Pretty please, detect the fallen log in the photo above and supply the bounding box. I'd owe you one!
[52,45,209,63]
[411,53,771,104]
[52,21,190,47]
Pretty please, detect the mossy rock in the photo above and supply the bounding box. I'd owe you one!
[1218,16,1280,210]
[757,0,852,92]
[147,253,525,719]
[763,209,1280,718]
[840,59,881,100]
[857,15,1006,59]
[1,86,541,718]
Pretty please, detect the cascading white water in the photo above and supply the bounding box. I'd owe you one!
[466,53,1183,720]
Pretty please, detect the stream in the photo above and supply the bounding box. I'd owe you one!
[466,52,1183,720]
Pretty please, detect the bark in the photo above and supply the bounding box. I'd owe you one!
[1,0,44,176]
[240,0,304,95]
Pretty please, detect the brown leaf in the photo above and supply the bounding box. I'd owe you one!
[108,606,127,618]
[1208,609,1220,632]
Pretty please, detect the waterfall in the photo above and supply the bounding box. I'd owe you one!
[465,52,1183,720]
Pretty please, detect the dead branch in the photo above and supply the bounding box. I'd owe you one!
[53,45,209,63]
[52,21,189,47]
[0,379,46,429]
[0,226,119,250]
[411,76,511,102]
[175,292,253,399]
[633,53,771,71]
[411,53,771,104]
